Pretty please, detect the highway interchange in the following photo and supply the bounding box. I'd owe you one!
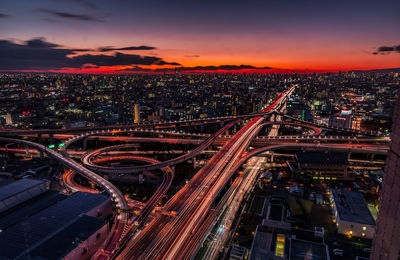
[0,85,389,260]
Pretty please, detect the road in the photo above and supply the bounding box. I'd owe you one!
[115,86,295,259]
[196,89,287,259]
[80,119,243,174]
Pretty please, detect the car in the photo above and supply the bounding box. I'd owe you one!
[363,248,372,253]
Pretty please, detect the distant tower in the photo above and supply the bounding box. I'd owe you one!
[134,104,140,123]
[5,113,13,125]
[371,96,400,260]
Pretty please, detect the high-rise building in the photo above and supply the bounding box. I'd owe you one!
[5,113,13,125]
[328,111,353,129]
[371,96,400,260]
[134,103,140,123]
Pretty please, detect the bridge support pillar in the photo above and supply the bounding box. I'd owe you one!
[347,152,352,161]
[193,157,197,168]
[270,152,275,163]
[49,133,55,145]
[83,137,88,150]
[370,153,375,162]
[220,121,224,128]
[200,123,204,133]
[24,146,30,158]
[233,125,237,134]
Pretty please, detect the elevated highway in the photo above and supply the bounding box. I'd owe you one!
[115,85,295,259]
[80,120,323,174]
[79,119,241,174]
[277,112,381,136]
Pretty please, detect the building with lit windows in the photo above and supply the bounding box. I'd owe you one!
[134,103,140,123]
[289,152,352,181]
[329,112,353,129]
[330,189,376,239]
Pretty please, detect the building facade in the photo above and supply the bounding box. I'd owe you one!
[371,96,400,260]
[330,189,376,239]
[289,152,352,181]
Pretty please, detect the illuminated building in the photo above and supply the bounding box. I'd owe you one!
[371,96,400,260]
[5,113,13,125]
[134,103,140,123]
[288,152,352,181]
[330,189,376,239]
[328,110,353,129]
[351,116,362,131]
[275,233,285,257]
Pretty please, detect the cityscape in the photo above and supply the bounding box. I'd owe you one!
[0,1,400,260]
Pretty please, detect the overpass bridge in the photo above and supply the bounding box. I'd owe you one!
[0,84,387,260]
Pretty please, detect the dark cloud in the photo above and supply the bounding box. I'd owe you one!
[98,45,156,52]
[38,8,103,22]
[177,65,273,71]
[156,60,181,66]
[69,48,93,52]
[67,52,180,67]
[117,66,153,72]
[0,13,10,18]
[378,46,395,52]
[0,38,180,71]
[118,64,273,72]
[0,39,74,70]
[373,44,400,55]
[71,0,97,9]
[26,38,61,48]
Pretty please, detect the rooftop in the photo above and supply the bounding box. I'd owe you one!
[0,191,66,231]
[332,189,375,225]
[20,215,106,260]
[230,245,247,259]
[0,178,49,202]
[289,239,329,260]
[249,227,274,260]
[0,192,110,259]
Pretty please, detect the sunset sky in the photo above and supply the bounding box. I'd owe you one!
[1,0,399,73]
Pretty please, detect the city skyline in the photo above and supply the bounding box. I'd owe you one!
[1,0,400,73]
[0,1,399,259]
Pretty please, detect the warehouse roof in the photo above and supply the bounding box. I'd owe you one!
[0,192,109,259]
[0,178,49,202]
[19,215,106,260]
[0,191,66,231]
